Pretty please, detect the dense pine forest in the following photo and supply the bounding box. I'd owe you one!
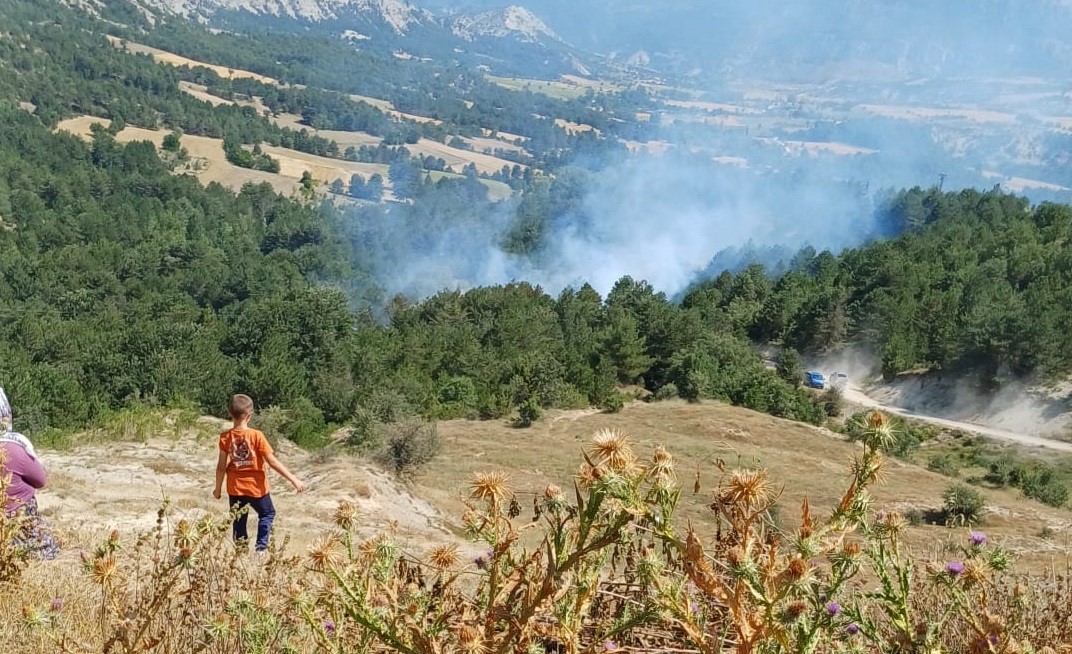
[3,0,1072,446]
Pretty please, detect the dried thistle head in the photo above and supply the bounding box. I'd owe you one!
[428,544,459,569]
[469,470,511,507]
[649,445,676,482]
[333,501,360,531]
[456,625,484,654]
[90,555,118,585]
[866,410,889,430]
[862,410,897,452]
[308,534,342,572]
[175,519,196,549]
[588,428,637,473]
[576,462,602,489]
[544,484,562,500]
[786,556,807,581]
[873,511,907,540]
[721,469,774,509]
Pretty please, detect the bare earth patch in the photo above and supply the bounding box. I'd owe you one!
[38,419,452,554]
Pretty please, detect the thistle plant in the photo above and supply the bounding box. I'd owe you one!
[67,503,307,654]
[648,410,1017,654]
[299,428,681,654]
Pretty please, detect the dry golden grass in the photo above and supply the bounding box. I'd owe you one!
[54,115,390,197]
[107,36,282,85]
[415,400,1072,574]
[111,37,529,178]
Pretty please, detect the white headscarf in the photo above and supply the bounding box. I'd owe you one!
[0,387,36,459]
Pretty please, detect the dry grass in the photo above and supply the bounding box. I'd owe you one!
[416,400,1072,574]
[485,75,590,100]
[54,116,390,197]
[107,36,282,85]
[856,103,1018,124]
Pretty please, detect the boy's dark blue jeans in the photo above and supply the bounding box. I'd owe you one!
[228,494,276,551]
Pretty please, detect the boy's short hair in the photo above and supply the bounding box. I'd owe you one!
[227,394,255,419]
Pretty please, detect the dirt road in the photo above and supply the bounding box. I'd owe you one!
[841,384,1072,453]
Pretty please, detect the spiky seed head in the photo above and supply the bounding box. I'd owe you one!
[874,511,908,539]
[469,470,511,506]
[650,445,676,480]
[544,484,562,500]
[333,501,359,531]
[91,555,118,585]
[429,544,459,569]
[863,411,897,451]
[842,540,862,557]
[722,469,773,509]
[786,556,807,580]
[962,560,988,588]
[576,463,601,489]
[457,625,485,654]
[588,429,637,472]
[175,519,196,548]
[866,411,889,430]
[786,600,807,621]
[308,534,341,571]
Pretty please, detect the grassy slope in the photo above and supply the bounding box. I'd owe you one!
[417,400,1072,573]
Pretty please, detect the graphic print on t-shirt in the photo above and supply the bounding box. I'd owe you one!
[231,436,254,469]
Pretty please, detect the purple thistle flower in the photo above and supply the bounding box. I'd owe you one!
[474,555,488,570]
[969,532,987,546]
[845,623,860,636]
[50,597,64,612]
[826,601,841,615]
[603,641,619,651]
[946,560,965,575]
[323,619,335,636]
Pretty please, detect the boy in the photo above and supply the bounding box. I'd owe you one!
[213,394,305,552]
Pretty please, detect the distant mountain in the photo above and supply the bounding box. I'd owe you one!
[135,0,432,33]
[451,6,558,44]
[131,0,590,76]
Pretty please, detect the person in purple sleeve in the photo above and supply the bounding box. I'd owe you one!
[0,388,59,560]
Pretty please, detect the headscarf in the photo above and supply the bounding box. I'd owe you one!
[0,387,36,459]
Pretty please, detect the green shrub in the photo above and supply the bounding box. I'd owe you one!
[652,382,679,401]
[347,406,385,453]
[600,391,625,414]
[927,454,960,477]
[819,386,844,417]
[514,397,541,427]
[379,420,441,477]
[942,483,985,526]
[254,399,328,449]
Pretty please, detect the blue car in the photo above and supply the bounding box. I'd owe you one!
[805,371,826,389]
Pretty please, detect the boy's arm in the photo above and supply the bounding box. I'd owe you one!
[213,450,227,499]
[264,452,305,493]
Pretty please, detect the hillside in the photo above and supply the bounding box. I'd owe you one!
[31,401,1072,573]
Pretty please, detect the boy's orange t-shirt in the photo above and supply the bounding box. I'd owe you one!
[218,428,273,498]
